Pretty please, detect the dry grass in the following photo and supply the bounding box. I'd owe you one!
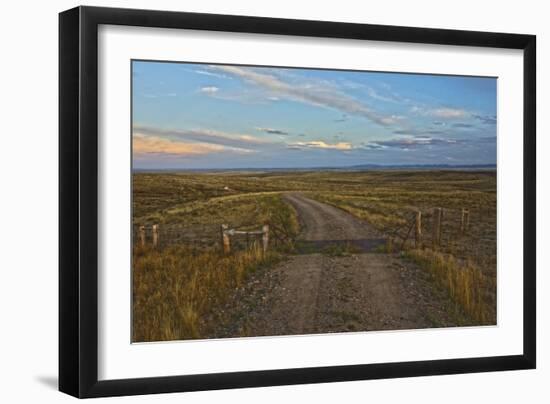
[405,249,495,325]
[133,244,280,342]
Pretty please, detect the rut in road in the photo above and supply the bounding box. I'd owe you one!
[206,193,463,338]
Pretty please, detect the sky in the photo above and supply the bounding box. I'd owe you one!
[132,60,497,169]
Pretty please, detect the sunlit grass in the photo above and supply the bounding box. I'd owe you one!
[405,249,494,325]
[132,244,280,342]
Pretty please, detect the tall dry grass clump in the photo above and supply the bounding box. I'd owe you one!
[405,249,494,325]
[132,244,279,342]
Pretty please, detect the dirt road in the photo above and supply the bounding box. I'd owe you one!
[204,193,464,338]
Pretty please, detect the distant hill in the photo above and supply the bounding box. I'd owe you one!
[134,163,496,173]
[348,163,496,170]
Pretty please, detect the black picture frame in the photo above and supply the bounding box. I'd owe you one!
[59,6,536,398]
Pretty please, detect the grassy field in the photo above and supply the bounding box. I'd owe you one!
[132,169,497,341]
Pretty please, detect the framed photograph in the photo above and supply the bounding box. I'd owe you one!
[59,6,536,398]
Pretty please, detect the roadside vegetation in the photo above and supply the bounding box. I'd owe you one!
[404,249,494,324]
[133,244,281,342]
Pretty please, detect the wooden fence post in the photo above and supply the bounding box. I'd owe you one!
[262,225,269,254]
[461,208,470,234]
[432,208,442,247]
[139,225,145,247]
[152,224,159,248]
[221,224,230,254]
[415,211,422,248]
[387,237,393,253]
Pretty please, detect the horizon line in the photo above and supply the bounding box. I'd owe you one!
[132,163,497,172]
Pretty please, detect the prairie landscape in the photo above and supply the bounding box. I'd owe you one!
[132,169,496,342]
[131,60,497,342]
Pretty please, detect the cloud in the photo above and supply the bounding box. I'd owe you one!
[199,86,219,94]
[473,114,497,124]
[198,87,278,105]
[339,80,405,103]
[360,142,385,150]
[133,134,233,157]
[362,135,458,150]
[430,107,469,118]
[393,129,412,135]
[212,65,399,126]
[393,129,445,136]
[288,140,353,151]
[255,127,289,136]
[337,79,366,90]
[452,123,474,128]
[194,70,232,80]
[412,106,469,119]
[366,87,403,103]
[133,126,270,153]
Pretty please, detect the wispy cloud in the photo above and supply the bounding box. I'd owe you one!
[452,123,474,129]
[212,65,400,126]
[393,129,445,136]
[194,69,232,80]
[199,87,279,105]
[340,80,407,104]
[412,106,469,119]
[393,129,413,135]
[473,114,497,125]
[133,126,270,154]
[199,86,219,94]
[288,140,353,151]
[429,107,469,118]
[255,127,289,136]
[366,87,402,103]
[362,135,458,150]
[337,79,366,90]
[133,134,234,157]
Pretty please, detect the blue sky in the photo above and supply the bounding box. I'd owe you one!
[132,60,496,169]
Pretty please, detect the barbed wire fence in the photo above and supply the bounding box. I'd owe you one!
[134,205,481,256]
[133,220,295,253]
[377,206,473,253]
